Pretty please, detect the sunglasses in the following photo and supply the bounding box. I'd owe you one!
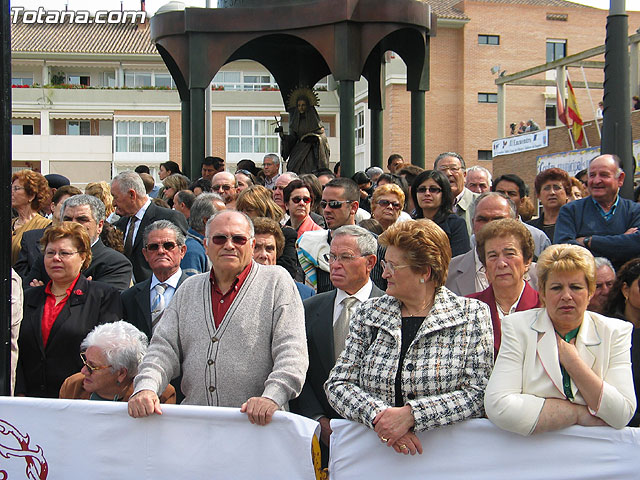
[145,241,178,252]
[416,186,442,194]
[377,199,402,210]
[291,196,312,204]
[320,200,352,209]
[80,352,111,374]
[236,169,252,176]
[210,234,251,246]
[212,184,233,192]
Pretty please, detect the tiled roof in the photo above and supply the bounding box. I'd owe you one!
[11,19,156,55]
[422,0,593,20]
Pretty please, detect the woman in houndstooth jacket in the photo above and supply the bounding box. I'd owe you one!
[325,219,494,456]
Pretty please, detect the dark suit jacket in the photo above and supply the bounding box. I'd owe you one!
[23,238,133,292]
[468,281,540,356]
[290,283,384,420]
[16,275,123,398]
[121,271,189,340]
[114,202,188,282]
[13,227,46,283]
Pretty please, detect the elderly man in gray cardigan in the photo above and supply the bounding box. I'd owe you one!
[128,210,308,425]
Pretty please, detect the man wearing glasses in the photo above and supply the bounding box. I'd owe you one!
[292,225,383,466]
[128,210,307,426]
[297,178,386,293]
[211,171,238,210]
[121,220,188,340]
[262,153,281,190]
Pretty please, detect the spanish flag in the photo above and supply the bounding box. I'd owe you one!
[566,78,585,146]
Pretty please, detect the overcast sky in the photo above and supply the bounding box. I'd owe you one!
[9,0,640,14]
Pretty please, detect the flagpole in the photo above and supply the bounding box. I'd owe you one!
[581,65,601,140]
[567,127,576,149]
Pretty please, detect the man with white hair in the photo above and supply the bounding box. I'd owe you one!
[112,171,188,282]
[262,154,281,190]
[588,257,616,314]
[465,166,492,194]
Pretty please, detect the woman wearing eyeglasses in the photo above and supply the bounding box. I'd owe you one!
[371,184,407,231]
[16,222,122,398]
[283,179,323,238]
[60,321,175,403]
[326,219,493,456]
[411,170,470,258]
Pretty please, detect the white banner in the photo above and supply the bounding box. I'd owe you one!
[492,130,549,157]
[329,418,640,480]
[0,397,319,479]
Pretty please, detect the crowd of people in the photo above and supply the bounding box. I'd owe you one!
[7,150,639,468]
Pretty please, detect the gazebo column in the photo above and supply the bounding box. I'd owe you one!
[339,80,355,178]
[411,90,425,168]
[181,98,191,179]
[190,88,205,178]
[370,108,383,168]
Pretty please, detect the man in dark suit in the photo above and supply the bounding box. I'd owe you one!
[121,220,188,340]
[21,195,133,292]
[112,171,188,283]
[291,225,384,464]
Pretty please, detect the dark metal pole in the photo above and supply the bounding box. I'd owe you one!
[181,99,191,179]
[190,88,205,180]
[411,90,425,168]
[370,108,383,169]
[602,0,634,198]
[1,0,13,396]
[339,80,355,178]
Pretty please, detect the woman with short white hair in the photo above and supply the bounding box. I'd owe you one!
[60,321,176,403]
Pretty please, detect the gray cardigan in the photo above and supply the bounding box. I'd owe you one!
[134,261,308,408]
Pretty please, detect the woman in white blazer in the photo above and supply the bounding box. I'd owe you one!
[484,244,636,436]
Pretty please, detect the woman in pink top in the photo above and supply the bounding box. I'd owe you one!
[283,180,323,238]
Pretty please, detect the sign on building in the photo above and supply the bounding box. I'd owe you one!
[492,130,548,157]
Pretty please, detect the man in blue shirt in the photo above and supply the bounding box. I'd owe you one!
[555,154,640,268]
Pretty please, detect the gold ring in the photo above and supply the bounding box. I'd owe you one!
[399,444,407,450]
[380,436,388,442]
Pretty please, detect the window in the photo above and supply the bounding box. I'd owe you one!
[67,121,91,136]
[115,120,167,153]
[12,120,34,135]
[12,75,33,86]
[478,35,499,45]
[478,150,492,161]
[478,93,498,103]
[355,110,365,146]
[243,74,274,91]
[314,76,329,91]
[546,104,557,127]
[154,74,175,89]
[213,71,242,90]
[227,118,279,155]
[546,39,566,63]
[102,71,116,87]
[212,71,277,91]
[67,75,90,86]
[125,72,151,88]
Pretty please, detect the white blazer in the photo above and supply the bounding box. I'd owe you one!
[484,308,635,436]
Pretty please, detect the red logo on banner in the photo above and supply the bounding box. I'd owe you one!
[0,419,48,479]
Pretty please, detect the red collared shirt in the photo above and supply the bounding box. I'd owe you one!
[42,273,81,347]
[209,262,253,328]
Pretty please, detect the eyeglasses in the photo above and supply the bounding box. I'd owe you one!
[437,165,462,173]
[320,200,352,209]
[145,241,178,252]
[376,199,402,210]
[381,259,412,275]
[11,186,25,192]
[212,184,233,192]
[291,196,312,204]
[209,234,252,246]
[80,352,111,375]
[416,186,442,194]
[541,184,564,192]
[44,249,80,259]
[325,253,367,264]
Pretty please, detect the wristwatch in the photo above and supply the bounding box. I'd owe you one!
[584,236,592,249]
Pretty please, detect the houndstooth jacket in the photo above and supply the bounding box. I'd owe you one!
[325,287,493,432]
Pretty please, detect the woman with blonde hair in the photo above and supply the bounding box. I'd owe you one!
[85,181,116,218]
[485,244,635,435]
[11,169,51,265]
[371,184,406,231]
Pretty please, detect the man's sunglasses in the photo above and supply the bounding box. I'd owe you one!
[320,200,352,209]
[145,241,178,252]
[209,235,251,246]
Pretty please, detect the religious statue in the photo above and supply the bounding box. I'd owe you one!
[276,88,330,174]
